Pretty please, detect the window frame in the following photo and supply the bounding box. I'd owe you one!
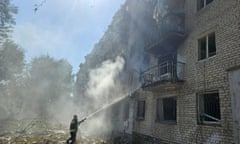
[198,32,216,61]
[197,91,221,125]
[156,97,177,124]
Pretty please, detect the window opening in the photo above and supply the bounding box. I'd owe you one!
[156,97,177,123]
[137,100,145,119]
[198,32,216,60]
[198,92,221,124]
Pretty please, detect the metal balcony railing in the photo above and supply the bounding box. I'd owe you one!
[140,61,185,87]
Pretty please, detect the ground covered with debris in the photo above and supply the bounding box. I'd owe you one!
[0,134,108,144]
[0,119,108,144]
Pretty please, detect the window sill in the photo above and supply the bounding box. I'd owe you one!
[198,55,216,62]
[155,120,177,125]
[198,121,221,126]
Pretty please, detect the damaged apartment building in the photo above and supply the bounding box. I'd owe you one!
[75,0,240,143]
[130,0,240,143]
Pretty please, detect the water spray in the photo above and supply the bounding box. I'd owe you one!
[80,85,141,122]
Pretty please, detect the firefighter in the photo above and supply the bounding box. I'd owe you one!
[66,115,86,144]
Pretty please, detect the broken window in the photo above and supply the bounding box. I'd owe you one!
[197,0,214,11]
[198,32,216,60]
[137,100,145,120]
[156,97,177,123]
[197,91,221,124]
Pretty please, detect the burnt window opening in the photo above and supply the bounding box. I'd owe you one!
[198,92,221,125]
[156,97,177,123]
[198,32,216,60]
[137,100,145,120]
[197,0,214,11]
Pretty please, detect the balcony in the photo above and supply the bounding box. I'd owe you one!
[145,13,185,55]
[140,61,185,91]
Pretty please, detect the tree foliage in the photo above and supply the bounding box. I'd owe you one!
[0,40,24,118]
[28,55,74,118]
[0,40,24,80]
[0,0,18,43]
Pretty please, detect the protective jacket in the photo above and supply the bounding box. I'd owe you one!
[70,119,78,133]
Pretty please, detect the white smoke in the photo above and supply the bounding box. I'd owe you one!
[86,56,125,102]
[81,56,125,137]
[1,56,126,138]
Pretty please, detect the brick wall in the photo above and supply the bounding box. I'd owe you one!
[133,0,240,143]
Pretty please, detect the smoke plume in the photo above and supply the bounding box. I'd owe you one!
[81,56,125,137]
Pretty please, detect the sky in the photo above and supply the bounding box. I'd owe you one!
[12,0,125,73]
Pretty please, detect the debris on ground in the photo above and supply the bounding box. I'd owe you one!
[0,132,108,144]
[0,118,108,144]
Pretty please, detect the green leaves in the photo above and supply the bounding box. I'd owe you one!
[0,0,18,43]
